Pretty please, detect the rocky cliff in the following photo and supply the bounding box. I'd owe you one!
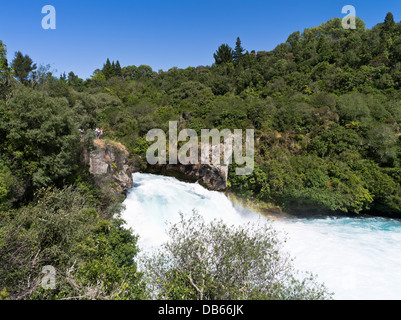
[82,140,137,198]
[146,163,228,191]
[83,139,228,196]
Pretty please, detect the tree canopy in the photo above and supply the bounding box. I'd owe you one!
[11,51,37,85]
[214,44,234,65]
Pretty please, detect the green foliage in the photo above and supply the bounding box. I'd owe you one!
[213,44,234,65]
[11,51,37,85]
[3,13,401,219]
[274,102,316,133]
[2,12,401,300]
[4,11,401,287]
[143,212,333,300]
[233,37,245,64]
[67,72,85,92]
[336,93,372,124]
[0,41,11,100]
[103,58,114,80]
[3,88,79,190]
[0,160,16,210]
[102,58,123,80]
[132,136,151,157]
[0,187,145,300]
[0,41,10,82]
[384,12,395,30]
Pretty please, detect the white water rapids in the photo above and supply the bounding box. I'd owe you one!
[121,172,401,300]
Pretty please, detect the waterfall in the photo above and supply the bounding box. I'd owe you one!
[121,172,401,300]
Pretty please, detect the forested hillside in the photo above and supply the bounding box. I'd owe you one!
[1,13,401,299]
[2,15,401,216]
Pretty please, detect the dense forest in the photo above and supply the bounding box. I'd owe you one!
[1,13,401,299]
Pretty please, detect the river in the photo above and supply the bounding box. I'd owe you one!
[121,172,401,300]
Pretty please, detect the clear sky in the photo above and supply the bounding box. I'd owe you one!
[1,0,400,79]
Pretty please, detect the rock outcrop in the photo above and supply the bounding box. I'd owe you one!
[83,140,137,198]
[83,139,228,196]
[145,138,230,191]
[146,163,228,191]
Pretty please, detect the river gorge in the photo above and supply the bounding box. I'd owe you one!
[121,172,401,300]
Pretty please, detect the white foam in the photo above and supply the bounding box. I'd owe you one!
[121,173,401,300]
[122,173,262,252]
[271,216,401,300]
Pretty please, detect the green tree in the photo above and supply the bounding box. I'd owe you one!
[115,60,122,77]
[0,160,16,210]
[233,37,245,64]
[89,69,107,87]
[0,41,11,99]
[365,124,398,165]
[11,51,37,85]
[0,187,146,300]
[384,12,395,30]
[67,71,85,91]
[4,88,79,190]
[143,212,333,300]
[213,44,234,65]
[103,58,114,80]
[317,35,331,62]
[336,93,371,124]
[0,41,9,80]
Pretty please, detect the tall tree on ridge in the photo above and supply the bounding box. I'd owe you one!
[382,12,396,35]
[115,60,122,77]
[384,12,395,28]
[103,58,113,80]
[111,61,116,78]
[214,44,234,65]
[233,37,245,65]
[0,41,9,80]
[11,51,37,85]
[0,41,11,99]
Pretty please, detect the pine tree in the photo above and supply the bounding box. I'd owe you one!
[0,41,9,80]
[233,37,245,64]
[384,12,395,27]
[213,44,234,65]
[103,58,113,80]
[0,41,11,99]
[111,61,116,78]
[115,60,122,77]
[382,12,396,34]
[11,51,37,85]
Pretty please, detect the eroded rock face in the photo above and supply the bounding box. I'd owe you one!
[84,139,228,196]
[85,141,135,196]
[146,163,228,191]
[144,139,230,191]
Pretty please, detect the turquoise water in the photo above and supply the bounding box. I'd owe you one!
[272,215,401,300]
[121,173,401,300]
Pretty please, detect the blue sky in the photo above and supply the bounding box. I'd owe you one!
[0,0,400,79]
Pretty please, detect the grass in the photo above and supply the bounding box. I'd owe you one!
[93,139,128,154]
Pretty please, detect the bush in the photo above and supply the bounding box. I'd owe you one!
[142,211,333,300]
[0,186,145,300]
